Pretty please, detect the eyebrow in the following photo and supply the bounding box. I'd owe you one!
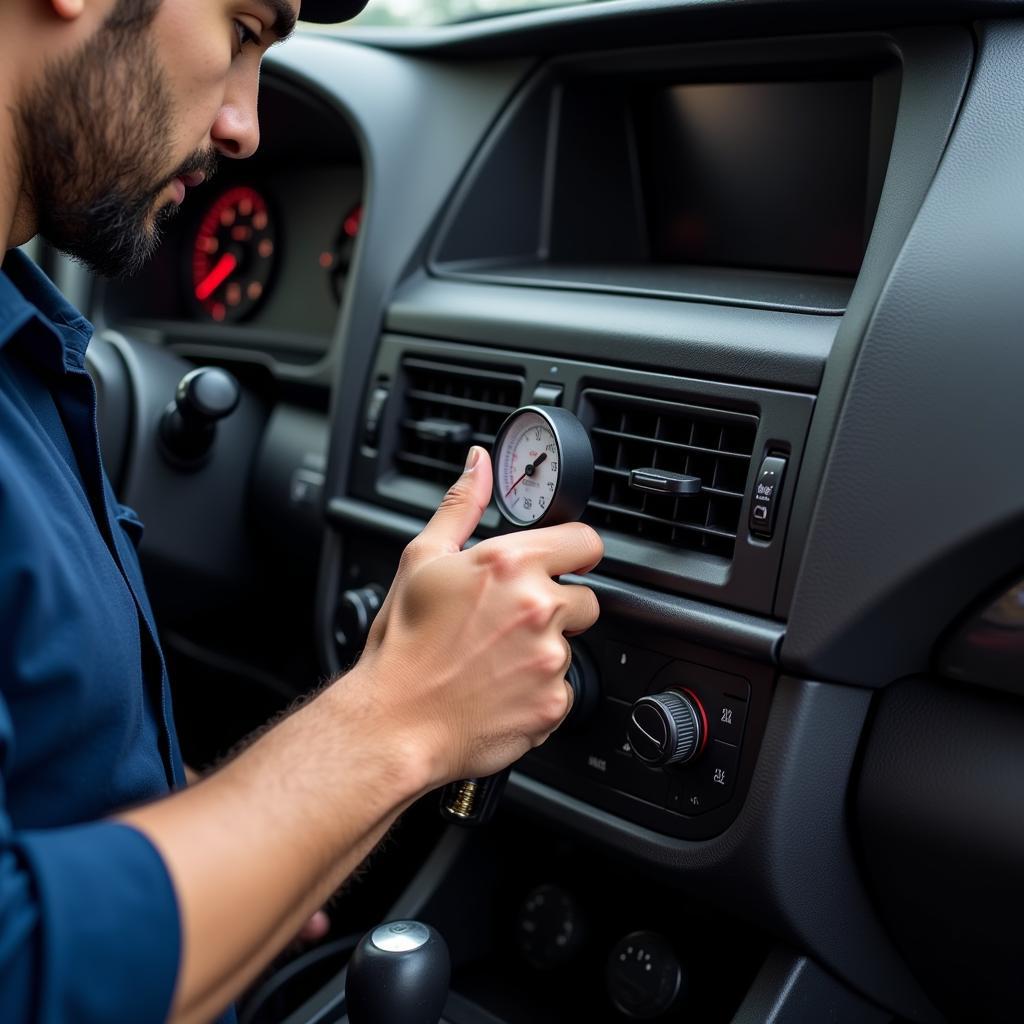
[255,0,297,42]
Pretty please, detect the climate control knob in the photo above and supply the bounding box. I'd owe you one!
[627,690,705,767]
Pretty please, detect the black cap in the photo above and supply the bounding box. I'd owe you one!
[301,0,371,22]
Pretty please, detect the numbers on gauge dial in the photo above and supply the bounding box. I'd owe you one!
[498,411,560,525]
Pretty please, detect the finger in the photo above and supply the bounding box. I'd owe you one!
[564,678,575,715]
[473,521,604,579]
[416,446,493,554]
[296,910,330,944]
[555,583,601,636]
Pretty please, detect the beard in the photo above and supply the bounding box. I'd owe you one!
[17,0,217,279]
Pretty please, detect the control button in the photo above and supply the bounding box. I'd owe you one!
[531,382,564,406]
[627,691,704,767]
[290,467,324,507]
[708,694,747,746]
[666,739,739,815]
[334,584,385,667]
[580,743,615,784]
[749,454,787,539]
[605,641,671,702]
[563,643,600,731]
[696,739,739,809]
[666,772,706,815]
[363,384,389,447]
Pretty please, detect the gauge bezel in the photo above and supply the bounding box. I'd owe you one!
[492,405,594,529]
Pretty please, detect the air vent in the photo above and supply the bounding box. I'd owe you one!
[582,389,758,559]
[394,357,524,484]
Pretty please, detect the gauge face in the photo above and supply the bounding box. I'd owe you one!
[496,410,560,526]
[190,186,277,323]
[493,406,594,528]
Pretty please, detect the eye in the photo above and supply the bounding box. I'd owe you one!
[233,18,261,55]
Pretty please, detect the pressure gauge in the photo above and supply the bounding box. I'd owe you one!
[493,406,594,528]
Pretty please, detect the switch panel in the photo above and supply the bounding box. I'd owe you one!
[524,632,764,840]
[749,454,787,539]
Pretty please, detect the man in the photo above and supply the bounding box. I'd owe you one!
[0,1,603,1022]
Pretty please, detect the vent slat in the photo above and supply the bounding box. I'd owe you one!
[583,390,758,560]
[591,426,751,461]
[395,452,465,476]
[402,357,524,385]
[587,501,737,540]
[393,358,524,488]
[404,389,513,415]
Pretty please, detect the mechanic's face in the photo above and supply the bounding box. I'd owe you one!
[19,0,294,279]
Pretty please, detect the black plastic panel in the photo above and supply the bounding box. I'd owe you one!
[782,23,1024,686]
[388,272,836,391]
[857,676,1024,1022]
[775,26,973,621]
[731,949,892,1024]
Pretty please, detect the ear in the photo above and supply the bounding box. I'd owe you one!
[50,0,86,20]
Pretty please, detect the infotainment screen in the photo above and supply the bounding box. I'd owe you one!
[641,79,876,276]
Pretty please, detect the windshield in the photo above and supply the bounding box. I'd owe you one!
[305,0,591,28]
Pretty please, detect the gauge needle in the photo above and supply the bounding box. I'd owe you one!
[195,252,238,301]
[504,452,547,497]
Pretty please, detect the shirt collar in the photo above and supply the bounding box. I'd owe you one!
[0,248,94,372]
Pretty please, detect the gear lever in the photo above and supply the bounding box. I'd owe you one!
[158,366,240,469]
[345,921,450,1024]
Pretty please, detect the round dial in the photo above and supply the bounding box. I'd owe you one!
[493,406,594,528]
[189,186,277,323]
[627,690,706,767]
[607,931,686,1019]
[516,884,584,970]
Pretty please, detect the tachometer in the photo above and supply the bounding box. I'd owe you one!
[189,186,277,323]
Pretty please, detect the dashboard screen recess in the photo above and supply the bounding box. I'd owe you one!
[642,79,875,276]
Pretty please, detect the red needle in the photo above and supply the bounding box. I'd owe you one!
[504,452,547,497]
[195,252,238,301]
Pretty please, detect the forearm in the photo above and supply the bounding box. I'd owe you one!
[120,668,428,1024]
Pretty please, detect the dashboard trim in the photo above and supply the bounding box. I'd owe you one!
[328,494,786,664]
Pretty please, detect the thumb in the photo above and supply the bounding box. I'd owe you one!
[419,446,493,552]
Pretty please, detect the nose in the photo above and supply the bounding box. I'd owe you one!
[210,67,261,160]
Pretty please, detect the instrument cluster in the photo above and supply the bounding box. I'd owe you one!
[182,178,362,329]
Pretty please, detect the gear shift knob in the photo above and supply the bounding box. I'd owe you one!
[346,920,450,1024]
[159,366,240,469]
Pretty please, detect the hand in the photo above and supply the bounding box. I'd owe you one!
[349,446,603,789]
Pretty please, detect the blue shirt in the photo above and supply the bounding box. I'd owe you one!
[0,250,183,1022]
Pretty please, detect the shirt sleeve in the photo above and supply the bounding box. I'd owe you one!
[0,813,181,1024]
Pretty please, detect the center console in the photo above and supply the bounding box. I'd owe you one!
[298,23,975,1024]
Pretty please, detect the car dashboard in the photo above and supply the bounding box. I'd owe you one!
[80,2,1024,1021]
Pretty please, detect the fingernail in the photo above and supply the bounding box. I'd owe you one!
[464,446,480,472]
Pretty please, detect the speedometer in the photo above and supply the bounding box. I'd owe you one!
[189,186,277,324]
